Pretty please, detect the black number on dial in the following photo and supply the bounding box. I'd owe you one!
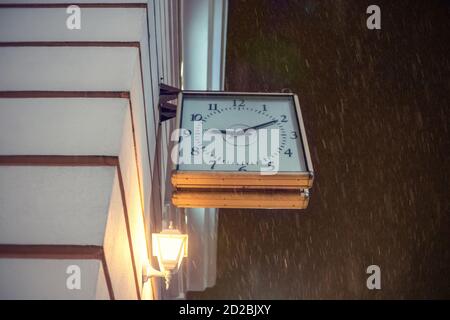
[266,161,275,171]
[290,131,298,139]
[280,115,288,122]
[233,99,245,107]
[191,147,199,156]
[284,149,293,157]
[208,103,218,111]
[191,145,206,155]
[238,165,247,171]
[191,114,203,121]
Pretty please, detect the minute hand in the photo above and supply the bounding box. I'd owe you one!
[243,120,278,132]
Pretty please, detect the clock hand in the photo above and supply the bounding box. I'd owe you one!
[206,129,230,135]
[216,128,243,135]
[217,120,278,135]
[243,120,278,132]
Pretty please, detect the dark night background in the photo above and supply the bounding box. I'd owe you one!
[188,0,449,299]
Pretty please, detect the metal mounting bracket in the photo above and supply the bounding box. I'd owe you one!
[159,83,181,122]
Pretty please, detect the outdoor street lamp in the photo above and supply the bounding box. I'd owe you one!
[142,221,188,289]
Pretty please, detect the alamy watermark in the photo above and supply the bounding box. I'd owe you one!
[171,121,281,174]
[66,264,81,290]
[366,265,381,290]
[66,5,81,30]
[367,5,381,30]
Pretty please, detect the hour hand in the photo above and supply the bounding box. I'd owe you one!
[205,128,230,135]
[216,128,244,135]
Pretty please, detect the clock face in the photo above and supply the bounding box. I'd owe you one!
[176,93,308,173]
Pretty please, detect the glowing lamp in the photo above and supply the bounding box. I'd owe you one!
[143,221,188,289]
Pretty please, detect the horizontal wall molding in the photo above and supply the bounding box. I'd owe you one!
[0,42,140,48]
[0,3,147,9]
[0,244,114,299]
[0,244,103,259]
[0,155,119,166]
[0,91,130,99]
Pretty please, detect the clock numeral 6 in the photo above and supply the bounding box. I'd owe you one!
[191,113,203,121]
[284,149,293,157]
[238,165,247,171]
[233,99,245,107]
[208,103,218,111]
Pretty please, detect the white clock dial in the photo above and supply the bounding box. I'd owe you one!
[176,93,308,173]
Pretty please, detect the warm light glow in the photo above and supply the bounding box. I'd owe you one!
[152,225,188,273]
[158,237,184,262]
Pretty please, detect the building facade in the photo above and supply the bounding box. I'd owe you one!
[0,0,228,300]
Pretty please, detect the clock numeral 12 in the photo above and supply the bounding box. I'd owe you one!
[233,99,245,107]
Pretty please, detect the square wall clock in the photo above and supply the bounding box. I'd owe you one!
[171,91,314,209]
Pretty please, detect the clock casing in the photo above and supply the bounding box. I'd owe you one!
[171,91,314,209]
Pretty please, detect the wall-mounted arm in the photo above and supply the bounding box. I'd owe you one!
[159,83,180,122]
[142,265,172,290]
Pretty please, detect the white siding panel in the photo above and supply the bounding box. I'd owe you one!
[0,8,146,42]
[0,98,128,156]
[118,105,150,297]
[0,47,138,91]
[0,259,102,300]
[129,57,153,235]
[95,262,111,300]
[103,171,138,300]
[0,166,115,245]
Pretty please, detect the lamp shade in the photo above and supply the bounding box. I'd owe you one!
[152,225,188,273]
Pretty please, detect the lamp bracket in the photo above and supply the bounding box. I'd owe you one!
[142,265,172,290]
